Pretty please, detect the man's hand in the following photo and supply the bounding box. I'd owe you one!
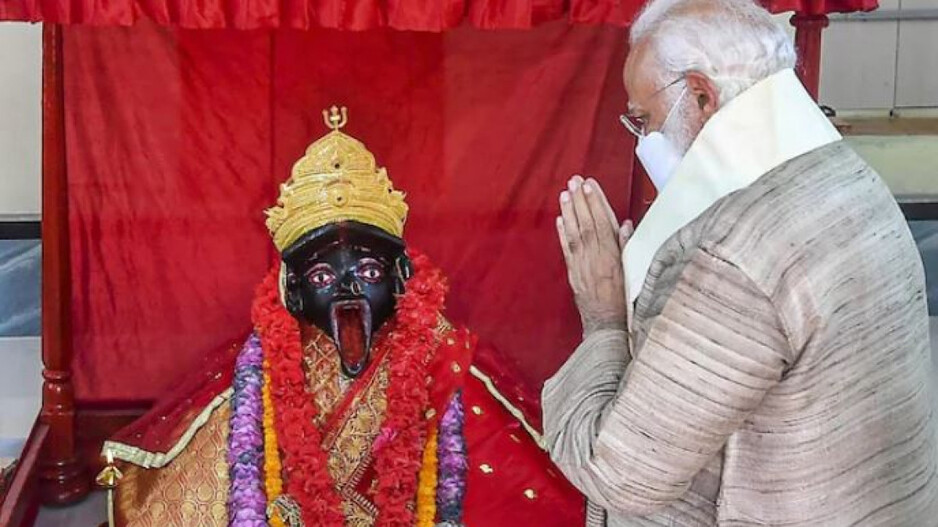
[557,175,632,337]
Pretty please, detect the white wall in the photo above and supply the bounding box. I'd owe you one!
[0,338,41,443]
[820,0,938,111]
[0,23,42,218]
[896,0,938,108]
[0,23,42,446]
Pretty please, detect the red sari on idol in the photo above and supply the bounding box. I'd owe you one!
[102,252,586,527]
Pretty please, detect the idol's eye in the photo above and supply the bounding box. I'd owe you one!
[356,259,385,283]
[306,264,336,288]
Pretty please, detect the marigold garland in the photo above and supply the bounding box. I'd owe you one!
[251,251,447,527]
[262,364,286,527]
[253,270,345,527]
[415,424,438,527]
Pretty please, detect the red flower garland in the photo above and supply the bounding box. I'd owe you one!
[373,253,447,527]
[251,251,448,527]
[252,270,344,526]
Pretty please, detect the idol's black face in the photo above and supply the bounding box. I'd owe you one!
[294,244,396,377]
[281,222,409,378]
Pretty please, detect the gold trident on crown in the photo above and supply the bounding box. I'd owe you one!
[323,105,348,131]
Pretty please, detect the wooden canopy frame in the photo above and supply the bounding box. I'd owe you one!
[0,25,145,527]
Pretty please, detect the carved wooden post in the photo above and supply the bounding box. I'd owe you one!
[39,23,89,506]
[791,13,829,102]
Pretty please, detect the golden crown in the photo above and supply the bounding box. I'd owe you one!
[266,106,409,253]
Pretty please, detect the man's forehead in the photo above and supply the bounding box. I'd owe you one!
[622,38,659,113]
[623,39,656,111]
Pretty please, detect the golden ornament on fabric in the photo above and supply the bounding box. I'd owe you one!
[268,495,305,527]
[95,451,124,489]
[266,106,409,252]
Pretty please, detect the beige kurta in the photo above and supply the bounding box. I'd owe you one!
[543,141,938,526]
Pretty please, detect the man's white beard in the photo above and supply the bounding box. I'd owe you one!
[661,94,697,157]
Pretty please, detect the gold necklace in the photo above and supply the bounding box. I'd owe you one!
[302,333,353,420]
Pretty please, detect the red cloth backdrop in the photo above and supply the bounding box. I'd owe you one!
[1,0,877,29]
[63,21,632,403]
[6,0,878,405]
[3,0,638,29]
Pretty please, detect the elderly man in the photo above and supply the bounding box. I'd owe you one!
[543,0,938,525]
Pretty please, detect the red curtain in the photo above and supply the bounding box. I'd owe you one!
[3,0,638,29]
[19,0,877,405]
[63,21,632,403]
[1,0,877,29]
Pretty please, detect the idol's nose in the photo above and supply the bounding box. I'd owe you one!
[339,277,364,296]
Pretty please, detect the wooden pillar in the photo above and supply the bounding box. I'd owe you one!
[791,13,829,102]
[39,23,89,506]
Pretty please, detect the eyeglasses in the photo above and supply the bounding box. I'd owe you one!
[620,76,685,138]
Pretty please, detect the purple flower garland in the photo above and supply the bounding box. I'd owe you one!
[436,390,467,527]
[227,334,268,527]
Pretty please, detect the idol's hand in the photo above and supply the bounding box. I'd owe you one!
[556,175,631,337]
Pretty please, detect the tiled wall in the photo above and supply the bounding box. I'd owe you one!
[910,221,938,315]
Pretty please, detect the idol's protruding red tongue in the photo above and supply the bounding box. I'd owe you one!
[330,299,372,378]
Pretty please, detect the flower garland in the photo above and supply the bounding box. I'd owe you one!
[262,364,286,527]
[251,252,447,527]
[415,424,438,527]
[436,391,467,527]
[372,253,446,527]
[252,271,345,527]
[227,335,268,527]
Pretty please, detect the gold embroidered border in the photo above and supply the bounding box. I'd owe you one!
[101,388,234,469]
[468,365,545,449]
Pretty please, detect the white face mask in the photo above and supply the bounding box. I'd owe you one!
[631,87,688,191]
[635,131,684,191]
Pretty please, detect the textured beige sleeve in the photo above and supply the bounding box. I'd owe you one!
[541,328,630,518]
[543,249,791,516]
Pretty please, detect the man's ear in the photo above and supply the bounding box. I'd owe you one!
[684,71,720,119]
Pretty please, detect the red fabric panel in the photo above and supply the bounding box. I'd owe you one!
[1,0,643,29]
[63,21,631,402]
[64,24,276,402]
[0,0,877,28]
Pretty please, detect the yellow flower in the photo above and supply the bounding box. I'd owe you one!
[263,361,286,527]
[416,423,439,527]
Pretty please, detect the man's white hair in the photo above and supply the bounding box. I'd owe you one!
[630,0,797,106]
